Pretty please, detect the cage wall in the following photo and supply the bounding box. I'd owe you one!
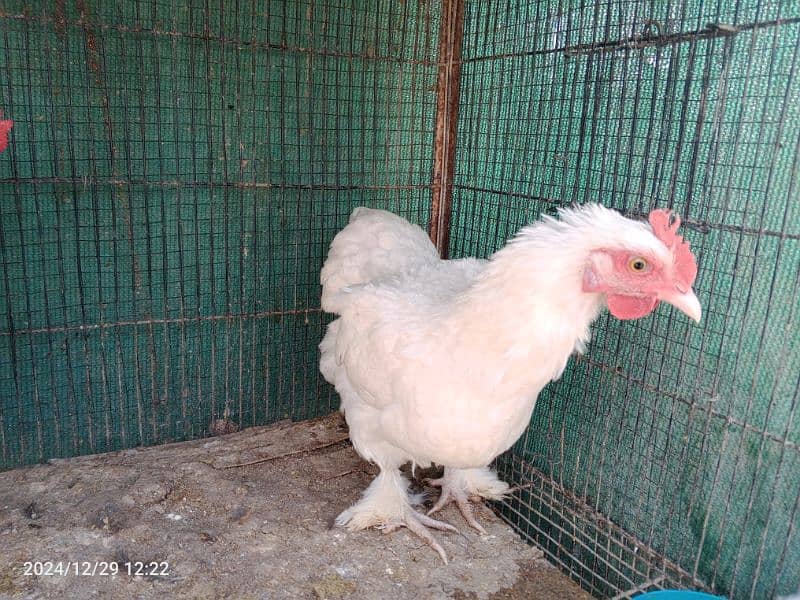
[448,1,800,599]
[2,1,799,599]
[0,0,441,470]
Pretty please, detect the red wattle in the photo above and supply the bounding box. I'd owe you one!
[606,294,658,320]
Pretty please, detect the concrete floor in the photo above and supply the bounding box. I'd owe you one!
[0,414,593,599]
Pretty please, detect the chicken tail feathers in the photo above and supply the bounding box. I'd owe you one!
[320,207,439,314]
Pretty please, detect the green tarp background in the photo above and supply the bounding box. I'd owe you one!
[449,1,799,598]
[1,1,798,598]
[0,0,439,462]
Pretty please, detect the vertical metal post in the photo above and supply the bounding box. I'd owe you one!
[429,0,465,258]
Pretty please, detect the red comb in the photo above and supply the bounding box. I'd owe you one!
[648,208,698,290]
[0,111,12,154]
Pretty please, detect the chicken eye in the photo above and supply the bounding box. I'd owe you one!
[629,257,648,272]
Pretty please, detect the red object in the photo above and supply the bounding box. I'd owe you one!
[648,208,698,291]
[0,113,12,154]
[606,293,659,320]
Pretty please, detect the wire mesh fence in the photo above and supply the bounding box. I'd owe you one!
[448,0,800,598]
[1,1,798,599]
[0,0,439,465]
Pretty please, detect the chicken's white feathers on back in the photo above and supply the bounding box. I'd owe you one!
[320,207,439,313]
[322,206,589,467]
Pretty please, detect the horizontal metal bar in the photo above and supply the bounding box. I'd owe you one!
[0,177,433,193]
[0,10,439,67]
[463,16,800,63]
[0,308,322,337]
[452,184,800,241]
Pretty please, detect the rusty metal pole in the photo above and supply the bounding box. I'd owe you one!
[429,0,465,258]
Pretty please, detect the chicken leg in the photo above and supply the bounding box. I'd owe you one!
[336,469,458,563]
[426,467,510,535]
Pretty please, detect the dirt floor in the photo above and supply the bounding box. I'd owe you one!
[0,414,594,599]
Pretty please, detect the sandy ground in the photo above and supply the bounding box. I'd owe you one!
[0,414,593,599]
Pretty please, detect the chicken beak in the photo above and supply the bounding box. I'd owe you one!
[662,289,702,323]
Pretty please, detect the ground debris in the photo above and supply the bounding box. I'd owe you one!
[0,413,588,599]
[312,574,358,599]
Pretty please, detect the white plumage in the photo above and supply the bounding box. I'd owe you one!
[319,204,701,562]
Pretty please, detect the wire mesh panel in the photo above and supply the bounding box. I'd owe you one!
[2,0,799,598]
[449,0,800,598]
[0,0,441,470]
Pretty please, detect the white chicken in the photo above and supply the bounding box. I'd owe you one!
[319,203,701,562]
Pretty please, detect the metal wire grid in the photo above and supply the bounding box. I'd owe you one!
[0,0,441,469]
[449,0,800,598]
[2,1,799,598]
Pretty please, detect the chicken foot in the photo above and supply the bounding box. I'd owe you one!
[379,510,457,564]
[426,476,486,535]
[426,467,510,535]
[336,469,458,563]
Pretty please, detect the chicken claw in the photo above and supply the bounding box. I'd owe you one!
[425,476,487,535]
[379,511,458,564]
